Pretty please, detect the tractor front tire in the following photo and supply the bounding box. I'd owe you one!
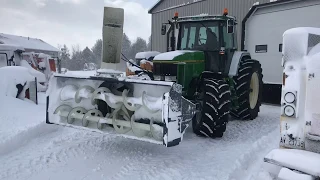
[231,59,263,120]
[193,78,231,138]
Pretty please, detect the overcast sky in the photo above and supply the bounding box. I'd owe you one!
[0,0,158,51]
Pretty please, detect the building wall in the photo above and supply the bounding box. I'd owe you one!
[150,0,270,52]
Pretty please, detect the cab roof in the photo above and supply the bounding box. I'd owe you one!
[177,14,237,23]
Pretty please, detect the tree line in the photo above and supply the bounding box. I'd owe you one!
[58,33,151,71]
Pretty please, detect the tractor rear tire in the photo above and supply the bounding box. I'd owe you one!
[231,59,263,120]
[193,78,231,138]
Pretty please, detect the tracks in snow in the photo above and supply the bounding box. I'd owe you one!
[0,105,280,180]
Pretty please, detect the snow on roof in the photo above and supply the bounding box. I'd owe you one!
[0,33,59,53]
[0,44,25,51]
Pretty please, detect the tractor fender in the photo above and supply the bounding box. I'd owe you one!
[229,51,251,77]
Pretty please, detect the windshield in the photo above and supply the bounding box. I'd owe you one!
[178,21,220,51]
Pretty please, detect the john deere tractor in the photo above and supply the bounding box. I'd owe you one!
[47,7,262,147]
[149,10,263,138]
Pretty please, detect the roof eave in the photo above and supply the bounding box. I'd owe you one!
[148,0,162,14]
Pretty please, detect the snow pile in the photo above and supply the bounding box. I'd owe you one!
[0,94,49,155]
[153,50,198,60]
[20,60,46,83]
[0,66,35,98]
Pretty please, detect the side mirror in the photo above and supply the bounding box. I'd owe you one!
[161,24,167,35]
[227,19,234,34]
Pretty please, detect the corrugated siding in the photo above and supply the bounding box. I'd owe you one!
[151,0,270,52]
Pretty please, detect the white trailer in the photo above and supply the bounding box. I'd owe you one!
[242,0,320,104]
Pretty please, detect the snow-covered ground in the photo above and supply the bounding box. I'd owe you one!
[0,93,281,180]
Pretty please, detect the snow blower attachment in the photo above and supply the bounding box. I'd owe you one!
[46,7,196,147]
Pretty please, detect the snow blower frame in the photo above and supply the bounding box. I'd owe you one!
[46,71,196,147]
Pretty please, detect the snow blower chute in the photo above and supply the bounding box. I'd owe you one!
[46,7,196,147]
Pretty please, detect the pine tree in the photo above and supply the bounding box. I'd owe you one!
[70,44,82,70]
[122,33,132,59]
[81,47,95,64]
[130,37,147,59]
[91,39,102,68]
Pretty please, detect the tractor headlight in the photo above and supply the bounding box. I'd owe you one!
[284,92,295,103]
[284,105,295,117]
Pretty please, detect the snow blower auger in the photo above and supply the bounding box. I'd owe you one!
[46,7,196,147]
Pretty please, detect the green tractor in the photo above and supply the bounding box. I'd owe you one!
[47,7,263,147]
[150,10,263,137]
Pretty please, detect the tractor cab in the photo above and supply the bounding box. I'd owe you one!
[162,9,237,53]
[155,9,239,78]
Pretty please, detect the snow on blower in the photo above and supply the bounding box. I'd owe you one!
[47,7,264,147]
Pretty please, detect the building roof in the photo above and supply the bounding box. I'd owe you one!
[0,33,59,53]
[148,0,162,14]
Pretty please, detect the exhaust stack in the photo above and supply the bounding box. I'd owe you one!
[102,7,124,65]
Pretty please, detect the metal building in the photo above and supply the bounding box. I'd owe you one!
[148,0,270,52]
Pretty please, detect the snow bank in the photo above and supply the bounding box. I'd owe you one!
[20,60,46,83]
[0,66,35,98]
[153,50,197,60]
[0,94,50,156]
